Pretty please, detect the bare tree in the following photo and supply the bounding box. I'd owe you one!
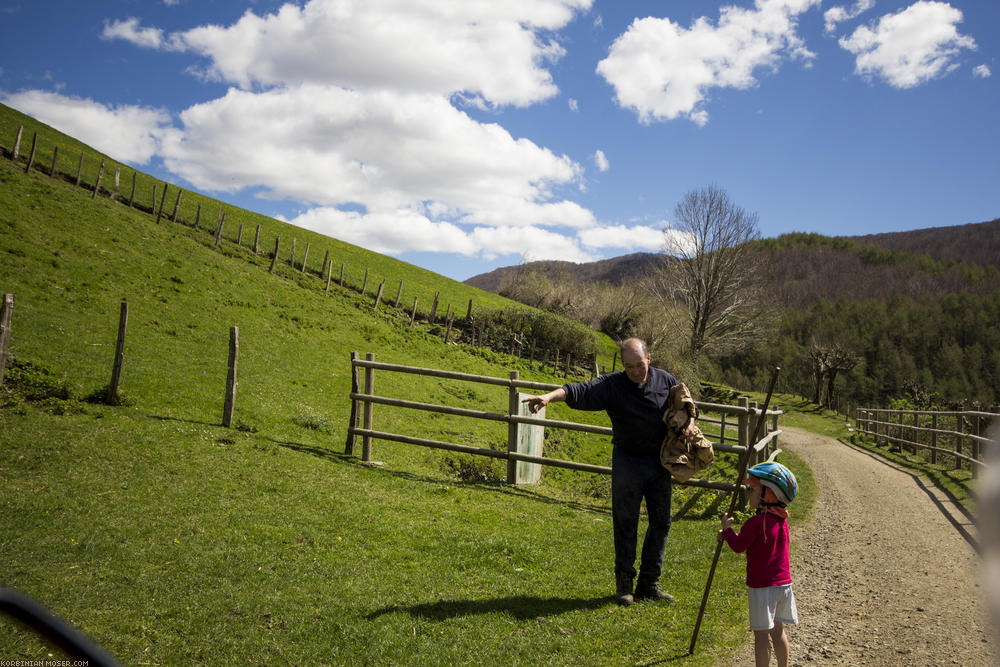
[655,185,770,356]
[809,343,859,406]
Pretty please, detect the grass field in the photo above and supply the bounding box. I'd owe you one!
[0,104,814,665]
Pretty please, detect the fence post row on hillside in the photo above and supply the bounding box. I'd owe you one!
[346,353,782,489]
[855,407,996,477]
[4,124,609,378]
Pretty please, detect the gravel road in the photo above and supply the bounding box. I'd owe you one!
[722,426,995,666]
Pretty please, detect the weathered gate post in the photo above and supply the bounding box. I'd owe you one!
[362,353,375,462]
[506,370,520,484]
[346,351,360,455]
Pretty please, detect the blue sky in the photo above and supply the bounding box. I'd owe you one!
[1,0,997,281]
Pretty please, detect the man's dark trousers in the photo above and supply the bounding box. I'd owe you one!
[611,447,672,581]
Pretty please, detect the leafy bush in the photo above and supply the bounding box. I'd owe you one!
[469,306,597,362]
[441,453,504,483]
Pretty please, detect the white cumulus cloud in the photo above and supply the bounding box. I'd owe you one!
[839,1,977,88]
[823,0,875,34]
[0,90,170,164]
[593,149,609,172]
[101,17,167,49]
[167,0,593,108]
[578,224,662,250]
[973,64,991,79]
[157,84,593,230]
[90,0,603,263]
[596,0,821,126]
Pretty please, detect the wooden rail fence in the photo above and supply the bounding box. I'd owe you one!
[855,407,996,477]
[345,353,782,490]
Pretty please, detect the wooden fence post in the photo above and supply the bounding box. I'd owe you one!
[269,237,280,272]
[361,268,369,295]
[129,171,136,208]
[339,263,345,286]
[955,413,963,470]
[24,132,37,174]
[171,190,182,222]
[429,292,440,323]
[321,250,330,279]
[301,242,310,272]
[373,280,385,311]
[931,412,938,464]
[346,351,359,454]
[409,297,418,326]
[0,294,13,388]
[973,415,981,479]
[362,353,375,462]
[254,225,261,254]
[77,151,85,187]
[107,301,128,403]
[215,213,225,247]
[11,125,22,161]
[466,299,473,320]
[112,167,120,201]
[237,224,243,247]
[289,238,296,267]
[444,313,454,343]
[49,146,58,178]
[223,326,239,427]
[155,182,167,220]
[325,257,333,292]
[92,159,105,199]
[395,281,403,309]
[738,395,750,452]
[194,203,201,229]
[506,371,520,484]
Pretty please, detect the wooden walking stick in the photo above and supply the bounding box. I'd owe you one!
[688,366,781,655]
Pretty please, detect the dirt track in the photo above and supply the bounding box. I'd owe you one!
[723,427,995,665]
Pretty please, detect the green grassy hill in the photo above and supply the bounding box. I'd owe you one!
[1,105,762,665]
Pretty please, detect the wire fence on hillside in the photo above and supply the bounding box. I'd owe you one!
[1,123,606,380]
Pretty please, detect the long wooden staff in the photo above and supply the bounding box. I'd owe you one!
[688,366,781,655]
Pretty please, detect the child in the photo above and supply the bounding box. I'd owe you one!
[718,461,799,667]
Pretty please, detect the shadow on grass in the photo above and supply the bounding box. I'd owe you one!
[265,434,615,516]
[367,594,611,621]
[147,413,220,428]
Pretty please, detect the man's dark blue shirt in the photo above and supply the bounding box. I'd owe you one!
[562,367,679,455]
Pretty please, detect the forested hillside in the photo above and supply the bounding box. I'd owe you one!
[466,221,1000,410]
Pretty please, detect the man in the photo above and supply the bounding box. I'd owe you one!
[522,338,694,606]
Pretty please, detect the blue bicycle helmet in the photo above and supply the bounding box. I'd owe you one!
[747,461,797,506]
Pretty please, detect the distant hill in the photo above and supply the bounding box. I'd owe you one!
[465,219,1000,309]
[464,252,661,293]
[856,218,1000,272]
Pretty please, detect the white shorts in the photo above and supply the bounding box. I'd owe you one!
[748,584,798,631]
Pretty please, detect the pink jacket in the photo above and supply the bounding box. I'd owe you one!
[722,512,792,588]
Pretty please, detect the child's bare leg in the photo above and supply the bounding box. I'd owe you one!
[753,629,771,667]
[769,621,789,667]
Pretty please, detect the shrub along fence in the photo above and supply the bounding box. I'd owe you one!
[345,352,782,490]
[4,125,605,380]
[855,407,997,477]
